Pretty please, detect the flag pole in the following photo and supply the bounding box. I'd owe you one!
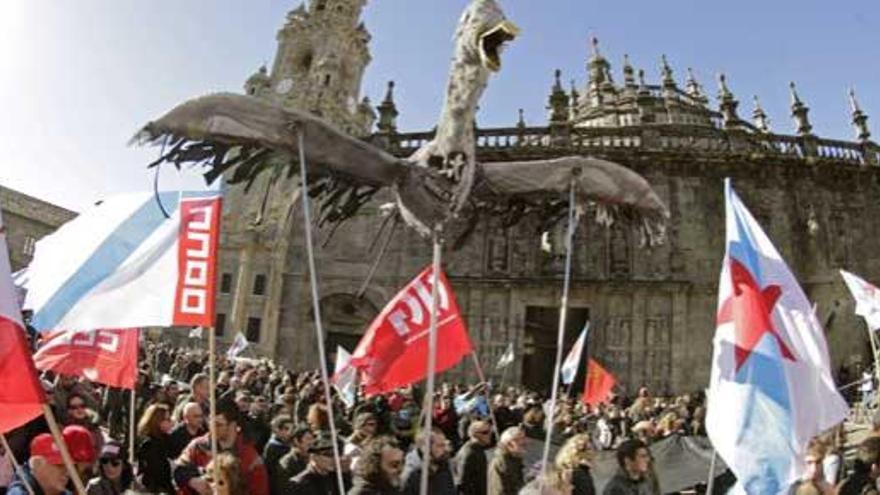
[297,129,347,495]
[419,227,443,495]
[469,353,501,440]
[539,177,579,483]
[42,404,86,494]
[129,329,138,466]
[706,449,718,494]
[2,434,36,495]
[866,322,880,406]
[208,325,219,495]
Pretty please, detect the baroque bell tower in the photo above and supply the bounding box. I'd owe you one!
[254,0,375,136]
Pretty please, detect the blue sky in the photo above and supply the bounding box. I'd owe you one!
[1,0,877,212]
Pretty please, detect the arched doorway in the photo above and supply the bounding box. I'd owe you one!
[320,293,379,357]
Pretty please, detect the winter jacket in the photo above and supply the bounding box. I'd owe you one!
[400,449,456,495]
[487,451,524,495]
[601,470,651,495]
[454,440,488,495]
[7,467,71,495]
[571,465,596,495]
[136,434,175,494]
[348,478,402,495]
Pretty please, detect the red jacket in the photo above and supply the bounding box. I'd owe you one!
[174,433,269,495]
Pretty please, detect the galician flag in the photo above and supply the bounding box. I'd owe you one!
[227,332,249,359]
[332,346,357,408]
[560,323,589,386]
[706,179,847,494]
[495,343,515,370]
[840,270,880,331]
[23,191,222,332]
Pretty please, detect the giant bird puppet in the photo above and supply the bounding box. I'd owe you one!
[134,0,669,249]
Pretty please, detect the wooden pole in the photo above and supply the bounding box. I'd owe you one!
[1,434,36,495]
[419,228,443,495]
[129,329,138,466]
[297,129,347,495]
[539,178,578,484]
[208,325,219,495]
[469,353,502,440]
[42,404,86,494]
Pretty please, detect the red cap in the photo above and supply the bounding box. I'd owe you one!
[62,425,96,463]
[30,434,64,465]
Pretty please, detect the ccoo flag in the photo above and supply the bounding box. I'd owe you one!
[350,266,473,395]
[840,270,880,331]
[0,208,47,433]
[706,179,847,494]
[23,191,222,332]
[34,329,139,390]
[560,322,590,385]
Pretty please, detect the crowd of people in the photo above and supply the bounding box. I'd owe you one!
[0,337,874,495]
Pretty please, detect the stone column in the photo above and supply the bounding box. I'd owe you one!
[229,229,259,337]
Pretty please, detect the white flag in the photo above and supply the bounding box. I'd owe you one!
[226,332,249,358]
[560,323,590,385]
[332,346,357,408]
[840,270,880,331]
[496,343,515,370]
[189,327,203,339]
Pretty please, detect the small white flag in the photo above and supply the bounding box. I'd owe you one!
[560,322,590,385]
[496,343,515,370]
[841,270,880,331]
[226,332,249,358]
[189,327,203,339]
[332,346,357,408]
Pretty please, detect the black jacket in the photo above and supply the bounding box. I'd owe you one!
[287,466,348,495]
[401,450,456,495]
[571,465,597,495]
[454,440,488,495]
[169,423,204,459]
[136,434,175,494]
[601,470,650,495]
[347,478,402,495]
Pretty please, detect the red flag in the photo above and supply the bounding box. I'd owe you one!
[582,358,616,407]
[350,266,473,395]
[34,329,139,390]
[0,210,46,433]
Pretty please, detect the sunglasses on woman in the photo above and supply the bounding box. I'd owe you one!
[100,459,122,467]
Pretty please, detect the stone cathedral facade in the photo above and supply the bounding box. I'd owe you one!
[215,1,880,395]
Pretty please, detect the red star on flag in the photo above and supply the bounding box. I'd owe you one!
[717,259,796,372]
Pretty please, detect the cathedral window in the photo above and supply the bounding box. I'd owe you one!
[220,273,232,293]
[324,74,332,86]
[246,317,262,343]
[215,313,226,337]
[315,0,326,11]
[22,236,36,256]
[253,274,266,296]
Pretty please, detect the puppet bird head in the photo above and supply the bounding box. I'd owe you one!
[455,0,520,74]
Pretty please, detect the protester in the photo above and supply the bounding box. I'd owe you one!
[837,436,880,495]
[454,420,492,495]
[401,428,455,495]
[136,403,175,494]
[7,434,70,495]
[273,425,316,494]
[174,403,269,495]
[602,439,654,495]
[205,453,247,495]
[170,402,207,458]
[262,414,294,490]
[786,439,834,495]
[349,436,404,495]
[63,394,103,457]
[345,412,379,473]
[285,434,349,495]
[555,433,596,495]
[487,426,526,495]
[86,441,134,495]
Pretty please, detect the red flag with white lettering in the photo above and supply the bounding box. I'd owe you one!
[34,329,139,390]
[350,266,473,395]
[582,358,617,407]
[0,209,47,433]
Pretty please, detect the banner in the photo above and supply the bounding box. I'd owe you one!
[0,209,47,433]
[582,358,616,406]
[23,191,222,332]
[350,266,473,395]
[34,329,139,390]
[707,179,847,494]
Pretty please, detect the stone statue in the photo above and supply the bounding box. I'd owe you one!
[133,0,668,246]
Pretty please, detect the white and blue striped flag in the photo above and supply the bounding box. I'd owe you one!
[226,332,249,358]
[560,322,590,385]
[22,191,222,332]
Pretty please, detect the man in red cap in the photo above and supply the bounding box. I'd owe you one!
[7,434,71,495]
[62,425,97,481]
